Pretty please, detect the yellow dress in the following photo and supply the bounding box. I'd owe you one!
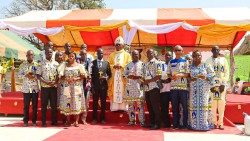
[108,49,131,111]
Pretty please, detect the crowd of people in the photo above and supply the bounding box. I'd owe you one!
[18,36,229,131]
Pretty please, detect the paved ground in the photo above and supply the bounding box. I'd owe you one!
[163,132,249,141]
[0,117,62,141]
[0,116,249,141]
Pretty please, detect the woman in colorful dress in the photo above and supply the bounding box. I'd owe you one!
[189,50,214,130]
[58,51,87,127]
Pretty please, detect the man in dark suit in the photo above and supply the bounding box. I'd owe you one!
[90,48,112,124]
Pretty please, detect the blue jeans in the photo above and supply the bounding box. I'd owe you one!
[171,90,188,128]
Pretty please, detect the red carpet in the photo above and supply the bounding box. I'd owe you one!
[44,125,242,141]
[3,121,243,141]
[45,124,164,141]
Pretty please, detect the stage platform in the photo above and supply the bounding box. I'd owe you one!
[0,92,249,125]
[225,94,250,124]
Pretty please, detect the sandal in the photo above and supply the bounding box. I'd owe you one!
[127,121,136,126]
[74,122,79,127]
[82,121,88,125]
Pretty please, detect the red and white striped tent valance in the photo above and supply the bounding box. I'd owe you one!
[2,8,250,49]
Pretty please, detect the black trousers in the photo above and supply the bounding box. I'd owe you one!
[171,90,188,128]
[41,87,57,124]
[160,91,171,127]
[23,93,38,124]
[92,88,107,121]
[145,88,161,127]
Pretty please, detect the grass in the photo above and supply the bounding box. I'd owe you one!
[226,55,250,82]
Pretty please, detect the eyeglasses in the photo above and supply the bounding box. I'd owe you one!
[174,49,182,52]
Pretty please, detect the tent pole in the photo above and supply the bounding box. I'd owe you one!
[197,35,202,48]
[229,47,234,88]
[229,32,239,88]
[11,58,16,92]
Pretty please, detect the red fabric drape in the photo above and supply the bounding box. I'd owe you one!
[232,31,246,48]
[80,28,119,46]
[157,27,197,47]
[34,33,50,44]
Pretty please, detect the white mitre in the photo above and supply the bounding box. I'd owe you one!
[114,36,125,45]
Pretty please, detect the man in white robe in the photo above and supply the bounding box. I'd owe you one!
[108,36,131,111]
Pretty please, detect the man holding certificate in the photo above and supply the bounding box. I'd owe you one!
[206,46,229,130]
[18,50,39,127]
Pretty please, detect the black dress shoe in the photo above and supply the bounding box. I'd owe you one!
[42,123,47,127]
[92,120,97,124]
[150,125,160,130]
[179,126,188,130]
[172,126,179,130]
[51,123,58,126]
[143,124,152,128]
[163,125,171,128]
[101,120,106,124]
[140,122,146,127]
[23,123,28,127]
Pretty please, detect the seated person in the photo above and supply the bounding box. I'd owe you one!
[241,82,250,95]
[232,78,242,94]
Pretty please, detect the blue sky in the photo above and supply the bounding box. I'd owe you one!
[0,0,249,18]
[1,0,249,9]
[105,0,250,8]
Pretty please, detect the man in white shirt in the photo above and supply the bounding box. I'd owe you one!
[37,48,59,127]
[18,50,39,127]
[160,51,172,128]
[206,46,229,130]
[143,49,162,130]
[167,45,190,129]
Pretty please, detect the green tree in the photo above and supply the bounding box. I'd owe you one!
[4,0,105,17]
[2,0,105,49]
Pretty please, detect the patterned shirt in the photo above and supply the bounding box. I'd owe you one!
[167,58,190,90]
[37,59,59,88]
[18,61,39,93]
[0,65,3,74]
[143,58,162,92]
[39,50,56,62]
[124,61,144,101]
[205,56,229,87]
[124,61,144,78]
